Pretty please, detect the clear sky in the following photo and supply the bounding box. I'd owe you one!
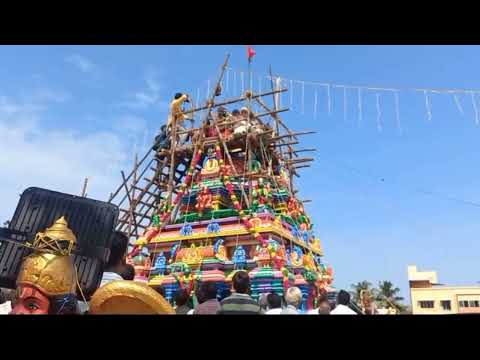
[1,45,479,303]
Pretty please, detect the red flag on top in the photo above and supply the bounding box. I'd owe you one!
[247,45,256,62]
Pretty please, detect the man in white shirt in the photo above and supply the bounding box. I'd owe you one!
[77,232,130,314]
[100,231,130,287]
[264,293,283,315]
[307,290,331,315]
[281,287,303,315]
[0,289,12,314]
[330,290,357,315]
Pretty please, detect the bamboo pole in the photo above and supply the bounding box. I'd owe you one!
[121,171,139,238]
[81,177,89,197]
[109,148,154,202]
[168,54,231,224]
[182,88,287,115]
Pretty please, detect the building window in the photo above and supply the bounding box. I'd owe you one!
[419,301,434,309]
[440,300,451,310]
[468,300,480,308]
[459,300,469,308]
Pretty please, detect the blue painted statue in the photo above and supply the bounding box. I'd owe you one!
[151,252,167,275]
[293,246,304,263]
[180,224,193,236]
[302,230,310,243]
[285,248,292,267]
[207,221,221,234]
[291,225,301,238]
[214,238,224,254]
[170,243,180,263]
[232,245,247,269]
[141,247,150,257]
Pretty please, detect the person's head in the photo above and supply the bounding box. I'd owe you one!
[161,124,167,132]
[174,288,190,307]
[232,109,240,117]
[152,285,166,298]
[232,271,250,294]
[337,290,351,306]
[200,282,218,301]
[106,231,129,270]
[119,264,135,281]
[285,287,303,309]
[240,107,249,117]
[267,293,282,310]
[174,92,183,100]
[317,291,331,314]
[11,253,78,315]
[258,293,269,310]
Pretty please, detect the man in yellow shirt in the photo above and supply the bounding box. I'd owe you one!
[168,92,193,145]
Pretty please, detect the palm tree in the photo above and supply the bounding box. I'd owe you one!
[376,281,405,311]
[350,281,376,303]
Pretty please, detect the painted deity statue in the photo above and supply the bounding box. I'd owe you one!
[311,238,323,254]
[201,148,220,178]
[290,246,304,267]
[151,252,167,275]
[277,164,290,190]
[285,248,292,267]
[169,244,180,264]
[195,185,213,214]
[254,245,271,267]
[287,198,301,219]
[271,245,287,270]
[214,238,228,261]
[11,217,79,315]
[132,254,150,282]
[181,243,203,265]
[232,246,247,269]
[302,252,317,272]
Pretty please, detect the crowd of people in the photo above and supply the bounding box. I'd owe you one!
[93,231,359,315]
[0,229,360,315]
[165,271,358,315]
[153,92,272,152]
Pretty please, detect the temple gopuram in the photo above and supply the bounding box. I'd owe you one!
[108,55,334,312]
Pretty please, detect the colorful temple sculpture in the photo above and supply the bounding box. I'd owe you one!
[109,56,334,312]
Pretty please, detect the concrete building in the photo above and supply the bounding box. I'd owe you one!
[408,265,480,315]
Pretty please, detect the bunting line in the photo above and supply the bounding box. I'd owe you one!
[471,91,479,125]
[357,88,363,127]
[394,91,402,134]
[424,91,432,121]
[301,81,305,114]
[453,93,464,116]
[326,84,331,115]
[376,93,382,133]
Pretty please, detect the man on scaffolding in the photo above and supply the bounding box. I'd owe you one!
[167,92,194,146]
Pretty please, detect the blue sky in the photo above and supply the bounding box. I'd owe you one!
[1,45,480,303]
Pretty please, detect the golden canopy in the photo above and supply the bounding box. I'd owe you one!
[89,281,175,315]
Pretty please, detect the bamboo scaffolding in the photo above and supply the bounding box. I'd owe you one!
[110,56,318,244]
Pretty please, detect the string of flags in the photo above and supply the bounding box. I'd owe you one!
[190,65,480,133]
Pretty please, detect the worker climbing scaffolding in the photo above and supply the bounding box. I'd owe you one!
[168,92,194,145]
